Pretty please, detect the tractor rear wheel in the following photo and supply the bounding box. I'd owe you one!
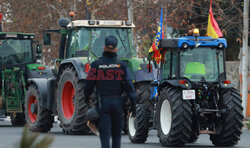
[156,86,192,147]
[122,105,129,135]
[210,88,243,146]
[25,84,53,132]
[11,113,26,126]
[128,104,149,143]
[135,82,152,109]
[57,66,90,135]
[124,82,152,135]
[188,118,199,143]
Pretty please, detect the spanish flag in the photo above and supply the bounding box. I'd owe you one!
[207,0,223,38]
[148,8,164,64]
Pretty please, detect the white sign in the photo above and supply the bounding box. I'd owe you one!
[182,90,196,100]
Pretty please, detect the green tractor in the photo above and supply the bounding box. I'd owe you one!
[128,30,244,146]
[25,18,156,134]
[0,14,53,126]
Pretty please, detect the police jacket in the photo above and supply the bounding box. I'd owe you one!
[84,51,136,105]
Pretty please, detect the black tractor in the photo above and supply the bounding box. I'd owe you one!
[127,30,244,147]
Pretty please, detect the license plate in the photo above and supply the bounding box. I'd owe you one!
[182,90,196,100]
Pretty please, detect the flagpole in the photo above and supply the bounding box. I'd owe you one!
[242,0,249,117]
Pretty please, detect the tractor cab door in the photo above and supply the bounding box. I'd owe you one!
[65,28,91,58]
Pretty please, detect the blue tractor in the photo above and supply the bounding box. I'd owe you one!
[127,29,244,146]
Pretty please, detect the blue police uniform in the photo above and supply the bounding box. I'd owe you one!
[84,36,136,148]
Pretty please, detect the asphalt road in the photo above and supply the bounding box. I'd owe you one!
[0,120,249,148]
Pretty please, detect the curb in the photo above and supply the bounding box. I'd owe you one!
[243,120,249,130]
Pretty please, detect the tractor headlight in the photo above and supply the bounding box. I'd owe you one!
[218,43,224,49]
[182,43,188,49]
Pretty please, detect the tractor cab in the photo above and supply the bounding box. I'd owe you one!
[64,20,136,59]
[0,33,36,67]
[44,18,156,83]
[159,31,227,83]
[44,19,136,59]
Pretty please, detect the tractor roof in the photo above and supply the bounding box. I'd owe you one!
[67,20,135,28]
[0,32,35,39]
[159,36,227,49]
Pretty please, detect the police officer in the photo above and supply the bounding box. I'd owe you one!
[84,35,137,148]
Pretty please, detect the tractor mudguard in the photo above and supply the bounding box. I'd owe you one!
[133,69,157,82]
[59,58,88,80]
[132,63,157,82]
[28,66,53,78]
[162,79,192,89]
[27,78,57,110]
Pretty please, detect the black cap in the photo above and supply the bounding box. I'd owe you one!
[105,35,118,50]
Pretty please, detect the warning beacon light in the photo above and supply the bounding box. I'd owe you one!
[193,28,200,36]
[69,12,75,17]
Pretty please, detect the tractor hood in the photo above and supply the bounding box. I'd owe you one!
[120,58,157,83]
[60,57,157,82]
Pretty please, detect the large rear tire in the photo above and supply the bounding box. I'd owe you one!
[188,118,199,143]
[210,88,243,146]
[128,104,149,143]
[135,82,152,109]
[11,113,26,126]
[122,103,129,135]
[156,86,192,147]
[25,84,53,132]
[124,82,152,135]
[57,66,90,135]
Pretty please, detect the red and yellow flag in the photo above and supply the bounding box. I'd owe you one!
[207,0,223,38]
[148,8,164,64]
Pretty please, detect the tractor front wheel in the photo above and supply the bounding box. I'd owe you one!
[57,66,90,135]
[128,104,149,143]
[156,86,192,147]
[25,84,53,132]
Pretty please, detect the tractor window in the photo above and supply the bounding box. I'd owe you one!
[0,39,33,65]
[180,47,224,82]
[66,28,90,58]
[66,31,79,57]
[161,50,171,79]
[171,49,178,77]
[217,50,225,79]
[91,28,132,58]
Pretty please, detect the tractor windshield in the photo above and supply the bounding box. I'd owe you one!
[0,39,33,65]
[180,47,225,82]
[91,28,135,58]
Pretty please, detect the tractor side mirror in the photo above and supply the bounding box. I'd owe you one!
[35,44,42,60]
[143,57,148,63]
[43,33,51,45]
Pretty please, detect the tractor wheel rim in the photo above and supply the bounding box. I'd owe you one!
[128,114,136,137]
[28,95,37,123]
[160,100,172,135]
[62,81,75,119]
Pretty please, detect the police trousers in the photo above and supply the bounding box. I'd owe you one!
[97,96,124,148]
